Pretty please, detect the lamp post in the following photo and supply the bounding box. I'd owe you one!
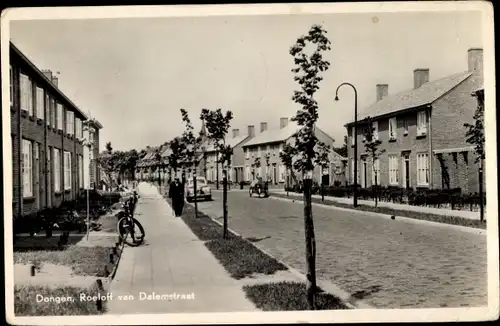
[335,82,358,207]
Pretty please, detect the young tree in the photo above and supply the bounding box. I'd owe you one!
[200,108,234,239]
[252,157,261,180]
[168,137,185,182]
[362,117,385,208]
[464,89,485,222]
[97,142,119,190]
[180,108,204,218]
[289,24,332,310]
[334,135,348,158]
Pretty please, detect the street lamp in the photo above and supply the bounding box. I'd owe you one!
[335,82,358,207]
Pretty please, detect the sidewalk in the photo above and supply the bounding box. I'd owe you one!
[270,189,481,220]
[106,182,257,314]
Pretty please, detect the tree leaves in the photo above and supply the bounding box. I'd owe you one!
[200,108,234,168]
[464,93,485,163]
[288,24,332,175]
[180,109,204,168]
[362,116,385,164]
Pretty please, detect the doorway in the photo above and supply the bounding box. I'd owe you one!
[361,158,368,188]
[402,153,410,189]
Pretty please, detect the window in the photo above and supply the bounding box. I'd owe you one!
[56,103,63,130]
[403,119,409,135]
[417,153,429,186]
[245,148,249,159]
[45,95,50,126]
[350,157,354,183]
[35,87,44,120]
[245,165,251,181]
[351,126,355,145]
[75,118,81,138]
[372,121,379,140]
[20,74,33,115]
[66,111,74,135]
[272,145,277,156]
[50,99,56,127]
[64,151,72,190]
[10,65,13,106]
[251,148,255,158]
[22,139,33,197]
[371,158,380,185]
[53,148,61,192]
[257,146,261,158]
[79,155,84,188]
[389,118,397,139]
[417,111,428,136]
[389,155,399,185]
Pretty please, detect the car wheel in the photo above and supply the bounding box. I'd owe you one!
[186,197,192,203]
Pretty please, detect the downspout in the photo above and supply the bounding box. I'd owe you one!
[15,66,23,218]
[44,92,49,208]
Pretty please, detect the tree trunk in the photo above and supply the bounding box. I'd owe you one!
[302,175,317,310]
[193,163,198,218]
[374,172,378,208]
[479,157,484,222]
[222,171,228,239]
[216,151,220,190]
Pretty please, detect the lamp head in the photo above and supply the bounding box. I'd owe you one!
[334,96,339,101]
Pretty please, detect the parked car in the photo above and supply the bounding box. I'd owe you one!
[185,177,212,202]
[249,178,269,198]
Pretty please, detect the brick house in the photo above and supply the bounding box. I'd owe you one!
[10,42,95,218]
[241,118,336,186]
[203,128,253,184]
[344,48,483,193]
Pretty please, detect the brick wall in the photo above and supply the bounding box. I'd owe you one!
[431,72,482,193]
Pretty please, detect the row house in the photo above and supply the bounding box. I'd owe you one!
[9,42,99,218]
[82,118,102,189]
[136,147,158,181]
[241,118,337,186]
[345,48,483,193]
[203,128,252,184]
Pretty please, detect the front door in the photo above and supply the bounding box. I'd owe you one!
[361,159,368,188]
[402,154,410,189]
[273,166,277,185]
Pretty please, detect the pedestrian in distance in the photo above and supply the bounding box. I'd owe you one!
[169,178,185,217]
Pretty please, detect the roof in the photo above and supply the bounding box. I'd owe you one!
[10,42,89,121]
[472,85,484,95]
[243,122,300,147]
[204,135,250,152]
[346,71,473,125]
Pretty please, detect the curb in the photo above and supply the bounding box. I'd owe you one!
[108,236,126,280]
[270,194,486,236]
[178,200,374,310]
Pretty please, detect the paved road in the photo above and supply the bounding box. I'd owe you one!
[196,191,487,308]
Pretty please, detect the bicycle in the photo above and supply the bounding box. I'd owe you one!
[116,196,145,246]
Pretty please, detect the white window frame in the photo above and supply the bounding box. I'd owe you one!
[371,158,380,185]
[22,139,33,197]
[279,164,285,182]
[64,151,72,190]
[53,148,61,192]
[388,155,399,185]
[372,121,379,140]
[417,111,428,136]
[35,86,44,120]
[403,118,409,135]
[389,117,397,139]
[351,126,355,145]
[56,103,63,130]
[66,110,74,135]
[79,155,84,188]
[350,157,354,183]
[20,74,33,115]
[416,153,429,186]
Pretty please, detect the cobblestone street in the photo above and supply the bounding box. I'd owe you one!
[197,191,488,308]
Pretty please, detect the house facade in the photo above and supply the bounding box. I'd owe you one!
[345,48,483,193]
[241,118,336,186]
[82,118,102,189]
[204,128,252,184]
[10,42,97,218]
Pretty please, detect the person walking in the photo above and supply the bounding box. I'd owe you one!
[168,178,185,217]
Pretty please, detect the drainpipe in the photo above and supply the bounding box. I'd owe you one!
[428,105,433,188]
[15,66,23,217]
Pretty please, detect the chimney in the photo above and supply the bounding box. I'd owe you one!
[468,48,483,74]
[51,76,59,87]
[247,125,255,137]
[376,84,388,101]
[413,69,429,89]
[42,70,53,81]
[232,128,240,138]
[280,117,289,129]
[260,122,268,133]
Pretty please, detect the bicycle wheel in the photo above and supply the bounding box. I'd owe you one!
[117,217,145,247]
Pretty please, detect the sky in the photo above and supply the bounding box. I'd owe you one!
[9,10,482,152]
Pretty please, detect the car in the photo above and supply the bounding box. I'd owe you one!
[185,176,212,202]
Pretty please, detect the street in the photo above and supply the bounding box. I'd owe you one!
[197,191,487,308]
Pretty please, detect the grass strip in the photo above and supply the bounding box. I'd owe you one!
[243,281,349,310]
[164,197,288,279]
[14,246,113,277]
[14,283,106,316]
[272,193,486,229]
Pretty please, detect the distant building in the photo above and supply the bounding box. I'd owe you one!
[345,48,483,193]
[241,118,336,186]
[82,118,102,189]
